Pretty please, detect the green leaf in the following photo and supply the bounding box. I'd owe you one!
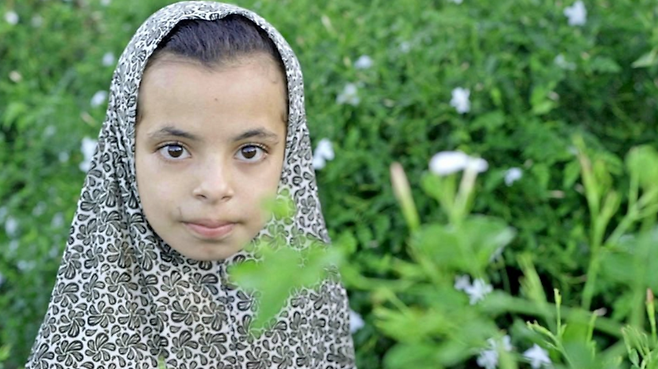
[563,160,581,189]
[411,216,515,276]
[384,342,443,369]
[589,56,622,74]
[229,240,343,331]
[530,84,557,115]
[471,110,505,132]
[632,49,658,68]
[626,145,658,191]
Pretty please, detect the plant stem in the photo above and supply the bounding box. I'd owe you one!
[482,293,624,338]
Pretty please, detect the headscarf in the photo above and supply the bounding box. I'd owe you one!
[25,2,355,368]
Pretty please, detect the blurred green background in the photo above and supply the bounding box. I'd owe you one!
[1,0,657,368]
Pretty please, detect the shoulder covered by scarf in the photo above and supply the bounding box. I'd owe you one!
[25,2,355,368]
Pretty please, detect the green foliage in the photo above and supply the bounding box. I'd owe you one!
[243,141,658,368]
[229,235,343,331]
[1,0,657,368]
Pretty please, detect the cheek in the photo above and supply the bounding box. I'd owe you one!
[240,159,284,214]
[136,155,172,211]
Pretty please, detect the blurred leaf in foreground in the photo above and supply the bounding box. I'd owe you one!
[228,236,344,331]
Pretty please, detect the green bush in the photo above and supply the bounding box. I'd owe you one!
[1,0,657,368]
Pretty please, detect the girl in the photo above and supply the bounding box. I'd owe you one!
[26,2,355,368]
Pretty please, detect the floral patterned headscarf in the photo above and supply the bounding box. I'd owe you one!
[26,2,355,368]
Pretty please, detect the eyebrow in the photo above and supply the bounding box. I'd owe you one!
[147,126,279,143]
[230,128,279,142]
[148,126,201,142]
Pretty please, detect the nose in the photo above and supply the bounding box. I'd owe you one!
[192,158,234,203]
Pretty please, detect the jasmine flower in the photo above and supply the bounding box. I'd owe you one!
[450,87,470,114]
[454,275,471,291]
[312,138,335,170]
[102,52,116,67]
[523,344,552,368]
[564,1,587,26]
[554,54,576,70]
[336,83,360,106]
[5,11,18,25]
[354,55,373,70]
[5,216,18,238]
[80,137,98,172]
[477,335,513,369]
[90,90,108,108]
[429,151,488,176]
[349,309,364,333]
[504,167,523,186]
[464,278,493,305]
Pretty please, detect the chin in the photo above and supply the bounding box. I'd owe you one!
[175,244,244,262]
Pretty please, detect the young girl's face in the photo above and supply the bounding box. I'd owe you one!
[135,54,287,261]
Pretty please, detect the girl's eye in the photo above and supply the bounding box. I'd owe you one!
[157,144,190,160]
[236,144,267,162]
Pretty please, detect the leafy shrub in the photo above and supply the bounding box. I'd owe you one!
[1,0,657,368]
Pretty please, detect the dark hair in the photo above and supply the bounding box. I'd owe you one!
[148,15,286,73]
[138,15,288,122]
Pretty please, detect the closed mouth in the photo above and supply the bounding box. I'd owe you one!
[183,221,236,239]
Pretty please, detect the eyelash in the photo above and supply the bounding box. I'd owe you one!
[236,143,269,163]
[156,142,190,161]
[155,142,270,162]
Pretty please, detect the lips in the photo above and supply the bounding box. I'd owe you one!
[184,220,236,239]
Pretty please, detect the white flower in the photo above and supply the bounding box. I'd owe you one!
[90,90,108,108]
[477,336,513,369]
[51,213,65,228]
[349,309,365,333]
[564,1,587,26]
[79,137,97,172]
[32,202,46,216]
[468,157,489,173]
[100,0,111,6]
[58,151,70,163]
[8,240,18,254]
[554,54,576,70]
[450,87,471,114]
[399,41,411,54]
[17,260,35,272]
[5,11,19,25]
[429,151,488,176]
[102,52,116,67]
[49,246,60,258]
[31,15,43,27]
[336,83,360,106]
[504,167,523,186]
[464,278,493,305]
[5,216,18,238]
[44,125,56,137]
[450,0,464,3]
[476,349,498,369]
[497,335,513,352]
[454,275,471,291]
[312,138,335,170]
[523,344,552,368]
[354,55,373,70]
[9,71,22,83]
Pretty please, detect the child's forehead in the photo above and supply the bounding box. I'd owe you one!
[136,55,288,137]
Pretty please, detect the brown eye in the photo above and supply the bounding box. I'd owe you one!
[236,144,266,162]
[168,145,183,157]
[158,144,190,160]
[241,146,257,159]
